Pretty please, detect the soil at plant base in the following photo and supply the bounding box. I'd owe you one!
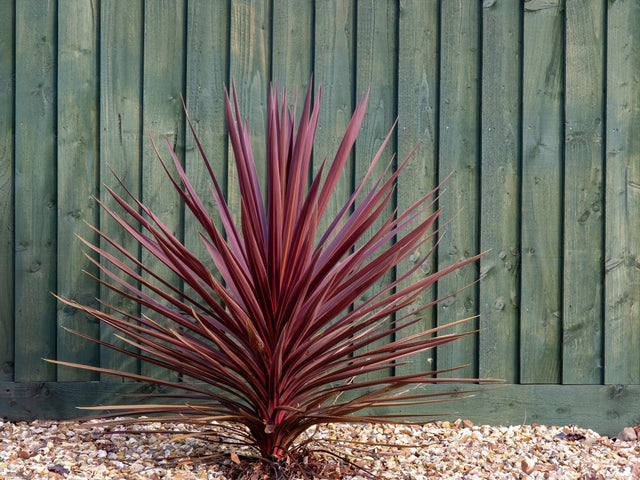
[1,418,639,479]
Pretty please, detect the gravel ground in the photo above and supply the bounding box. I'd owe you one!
[1,418,639,479]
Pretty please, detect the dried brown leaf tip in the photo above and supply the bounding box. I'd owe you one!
[554,426,587,442]
[47,464,70,476]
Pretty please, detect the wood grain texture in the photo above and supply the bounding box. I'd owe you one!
[478,0,522,383]
[271,0,313,102]
[354,0,397,381]
[604,0,640,384]
[14,0,58,382]
[140,0,186,381]
[312,0,355,347]
[436,1,480,379]
[313,0,355,233]
[270,0,313,195]
[520,0,563,384]
[5,0,640,421]
[56,0,100,381]
[99,0,143,380]
[2,381,640,437]
[563,0,604,384]
[184,0,230,275]
[394,0,439,377]
[228,0,271,216]
[362,383,640,437]
[0,0,14,381]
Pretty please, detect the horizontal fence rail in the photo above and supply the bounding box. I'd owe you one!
[1,0,640,432]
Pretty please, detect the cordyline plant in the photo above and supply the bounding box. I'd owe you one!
[50,81,486,465]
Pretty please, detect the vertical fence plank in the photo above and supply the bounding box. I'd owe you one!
[437,1,480,379]
[520,0,564,384]
[395,0,439,377]
[478,0,522,383]
[56,0,100,381]
[14,0,58,382]
[0,0,14,381]
[140,0,186,381]
[184,1,230,267]
[272,0,313,99]
[228,0,271,215]
[271,0,312,190]
[313,0,355,231]
[99,0,143,380]
[355,0,397,380]
[605,0,640,384]
[563,0,604,385]
[4,0,640,400]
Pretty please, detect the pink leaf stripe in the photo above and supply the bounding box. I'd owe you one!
[50,81,491,460]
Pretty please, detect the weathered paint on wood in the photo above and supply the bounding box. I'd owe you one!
[365,383,640,438]
[604,0,640,385]
[99,0,144,380]
[436,1,480,379]
[2,380,640,438]
[271,0,313,195]
[184,0,230,271]
[272,0,313,106]
[0,0,14,382]
[354,0,397,381]
[395,0,439,377]
[478,0,522,383]
[4,0,640,425]
[56,0,100,382]
[312,0,355,348]
[313,0,355,232]
[520,0,563,384]
[14,0,58,382]
[140,0,187,381]
[228,0,271,217]
[563,0,604,384]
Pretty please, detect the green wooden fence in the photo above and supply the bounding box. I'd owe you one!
[2,0,640,434]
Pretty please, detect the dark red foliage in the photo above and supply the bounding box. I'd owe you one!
[50,81,487,460]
